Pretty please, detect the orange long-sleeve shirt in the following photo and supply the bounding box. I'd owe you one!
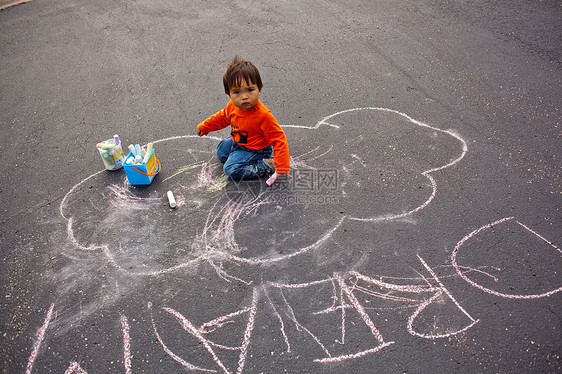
[198,100,290,174]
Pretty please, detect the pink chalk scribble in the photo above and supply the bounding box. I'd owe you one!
[63,361,88,374]
[26,303,54,374]
[121,315,132,374]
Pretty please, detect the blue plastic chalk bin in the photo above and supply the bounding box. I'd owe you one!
[123,150,161,185]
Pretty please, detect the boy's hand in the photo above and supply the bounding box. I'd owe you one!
[196,127,204,136]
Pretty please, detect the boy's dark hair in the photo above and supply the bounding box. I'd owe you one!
[223,56,263,95]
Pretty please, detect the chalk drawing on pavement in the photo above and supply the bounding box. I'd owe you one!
[25,107,560,373]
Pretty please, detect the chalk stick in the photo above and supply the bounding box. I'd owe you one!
[113,134,120,146]
[167,191,176,208]
[134,144,142,157]
[266,172,279,186]
[97,143,116,150]
[128,144,136,156]
[146,143,153,156]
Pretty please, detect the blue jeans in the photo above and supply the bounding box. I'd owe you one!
[216,137,274,179]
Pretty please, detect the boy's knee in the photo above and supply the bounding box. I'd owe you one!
[216,151,228,163]
[223,162,236,178]
[216,146,228,163]
[216,138,233,163]
[224,164,248,179]
[224,162,260,179]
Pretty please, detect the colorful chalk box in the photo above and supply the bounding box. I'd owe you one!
[123,150,160,185]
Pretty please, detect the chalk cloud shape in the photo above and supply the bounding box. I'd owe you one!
[61,107,467,279]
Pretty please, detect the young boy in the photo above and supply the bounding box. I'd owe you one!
[197,56,290,184]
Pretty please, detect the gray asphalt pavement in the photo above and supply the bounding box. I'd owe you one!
[1,0,560,373]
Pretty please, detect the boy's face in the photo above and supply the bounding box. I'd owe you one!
[228,79,261,110]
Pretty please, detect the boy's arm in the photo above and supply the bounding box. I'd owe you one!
[262,113,290,174]
[197,105,231,136]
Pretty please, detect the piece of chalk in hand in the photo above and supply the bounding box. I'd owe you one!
[167,190,176,208]
[266,172,279,186]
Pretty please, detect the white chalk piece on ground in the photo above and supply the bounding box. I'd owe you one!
[167,190,176,208]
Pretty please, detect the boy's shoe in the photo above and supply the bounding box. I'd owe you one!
[263,158,275,173]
